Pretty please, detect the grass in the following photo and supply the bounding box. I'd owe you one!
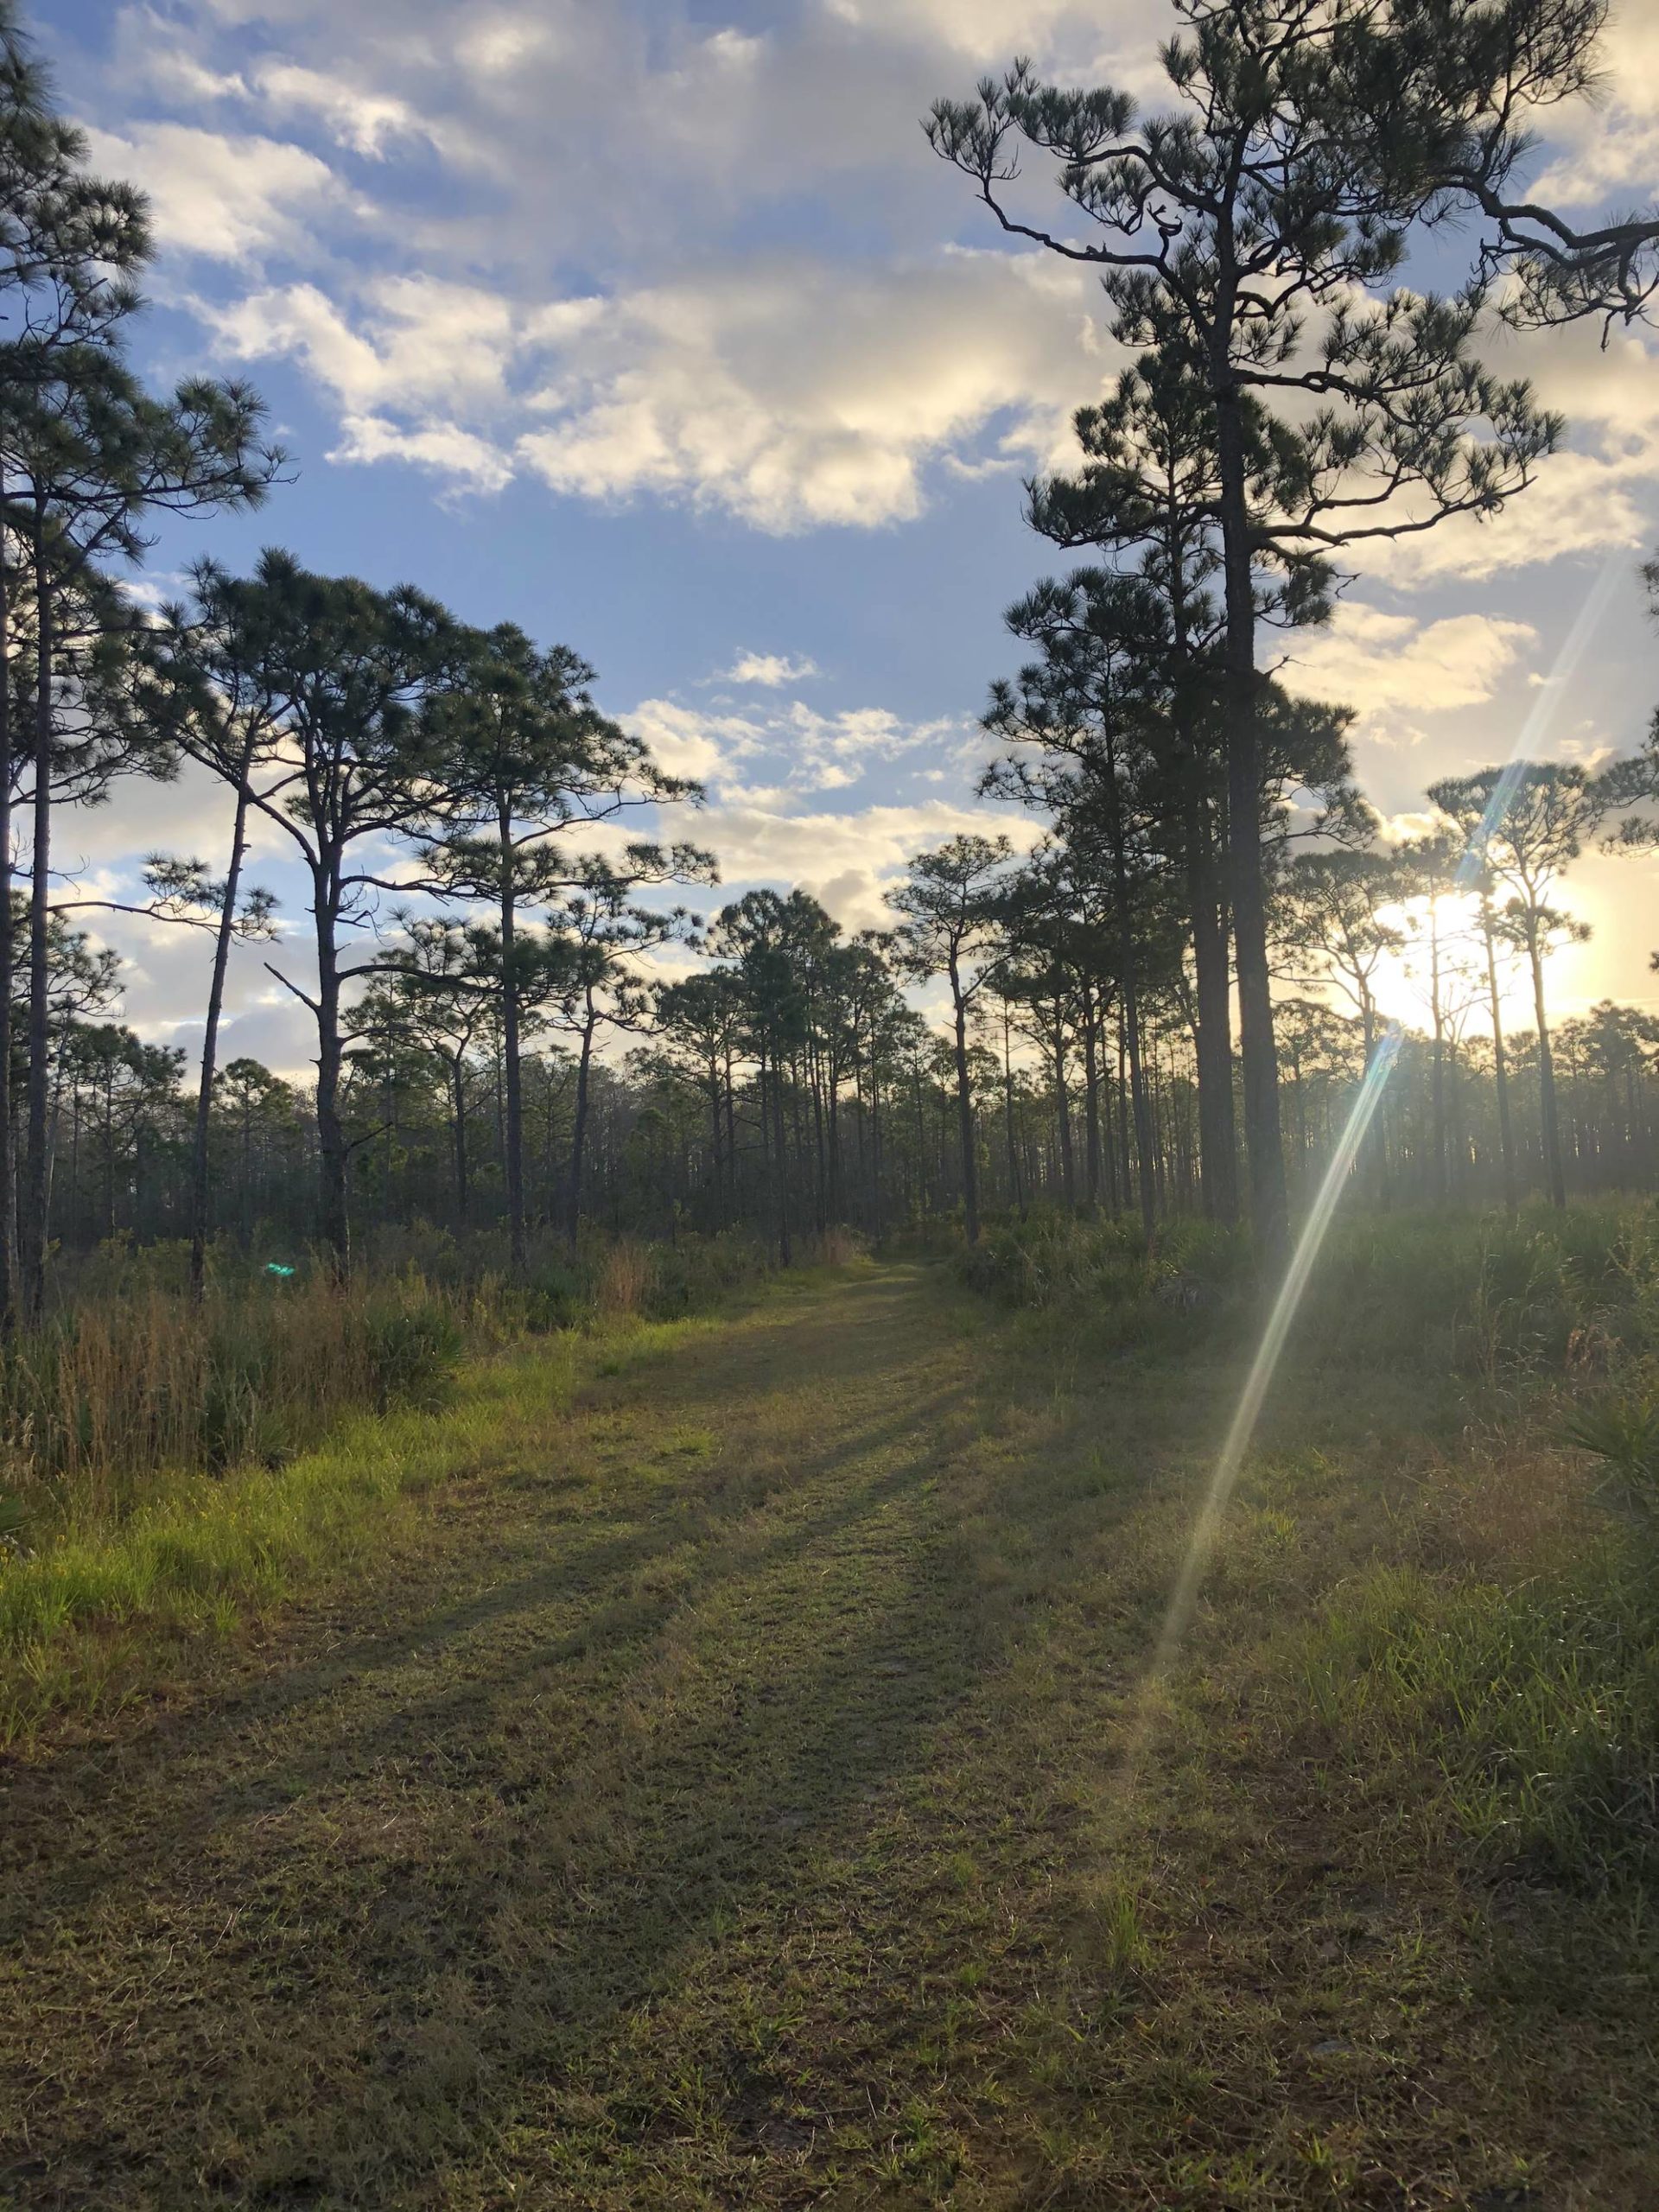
[0,1226,783,1560]
[2,1223,1657,2206]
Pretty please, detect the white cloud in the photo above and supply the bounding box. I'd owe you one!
[626,693,961,800]
[701,795,1040,931]
[715,649,821,689]
[516,253,1106,530]
[201,250,1107,519]
[623,700,768,788]
[1288,603,1538,740]
[823,0,1137,64]
[207,274,519,411]
[251,60,428,158]
[328,413,515,493]
[80,122,342,260]
[1529,10,1659,207]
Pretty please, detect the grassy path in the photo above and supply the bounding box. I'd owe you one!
[2,1261,1654,2209]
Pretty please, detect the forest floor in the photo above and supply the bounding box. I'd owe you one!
[2,1258,1655,2210]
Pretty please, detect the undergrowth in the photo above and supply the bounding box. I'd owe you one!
[964,1198,1659,1899]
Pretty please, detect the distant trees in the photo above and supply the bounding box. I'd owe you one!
[890,836,1012,1245]
[423,625,698,1266]
[185,556,460,1269]
[1428,767,1605,1209]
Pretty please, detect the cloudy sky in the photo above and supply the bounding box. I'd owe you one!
[40,0,1659,1074]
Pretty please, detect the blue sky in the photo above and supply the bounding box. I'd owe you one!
[36,0,1659,1074]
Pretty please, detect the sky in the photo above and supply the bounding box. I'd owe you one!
[36,0,1659,1077]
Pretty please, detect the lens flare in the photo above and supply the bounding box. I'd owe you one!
[1121,546,1624,1778]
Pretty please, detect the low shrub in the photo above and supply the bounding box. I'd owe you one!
[365,1301,466,1413]
[1559,1392,1659,1518]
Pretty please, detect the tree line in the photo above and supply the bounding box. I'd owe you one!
[3,0,1659,1313]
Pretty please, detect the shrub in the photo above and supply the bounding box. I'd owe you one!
[365,1302,466,1413]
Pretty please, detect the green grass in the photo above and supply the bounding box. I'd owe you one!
[0,1329,589,1745]
[2,1236,1657,2208]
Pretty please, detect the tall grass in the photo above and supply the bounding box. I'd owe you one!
[960,1198,1659,1382]
[0,1227,796,1557]
[0,1268,480,1548]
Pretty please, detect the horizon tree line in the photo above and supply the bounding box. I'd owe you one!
[3,0,1658,1307]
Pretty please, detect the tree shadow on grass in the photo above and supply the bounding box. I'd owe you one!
[2,1269,1062,2208]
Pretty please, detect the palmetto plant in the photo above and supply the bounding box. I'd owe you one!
[1560,1395,1659,1516]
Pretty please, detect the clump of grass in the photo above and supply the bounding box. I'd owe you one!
[1293,1558,1659,1888]
[595,1238,656,1317]
[803,1224,862,1268]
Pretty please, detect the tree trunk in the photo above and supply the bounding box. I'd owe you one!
[771,1049,791,1264]
[190,769,252,1300]
[1483,901,1518,1214]
[1001,1001,1024,1219]
[1427,902,1447,1205]
[1529,925,1567,1208]
[312,870,349,1270]
[1053,1009,1075,1208]
[25,536,52,1318]
[950,954,979,1243]
[565,1006,596,1243]
[0,482,13,1331]
[452,1056,469,1224]
[498,805,526,1268]
[1080,978,1102,1208]
[1187,797,1238,1223]
[1214,379,1288,1262]
[1108,805,1157,1245]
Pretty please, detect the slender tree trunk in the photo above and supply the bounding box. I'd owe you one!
[1214,378,1287,1261]
[312,869,350,1270]
[452,1057,469,1224]
[497,806,526,1268]
[25,535,52,1318]
[190,769,252,1300]
[1001,1001,1023,1218]
[707,1058,723,1228]
[1187,801,1237,1224]
[1053,1011,1075,1208]
[1080,977,1102,1208]
[1360,995,1393,1209]
[1112,849,1157,1244]
[771,1050,791,1264]
[950,955,979,1243]
[565,1005,595,1243]
[868,1032,883,1242]
[1425,903,1447,1204]
[1529,925,1567,1208]
[1483,901,1518,1214]
[1116,1013,1133,1211]
[0,482,13,1332]
[809,1029,828,1235]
